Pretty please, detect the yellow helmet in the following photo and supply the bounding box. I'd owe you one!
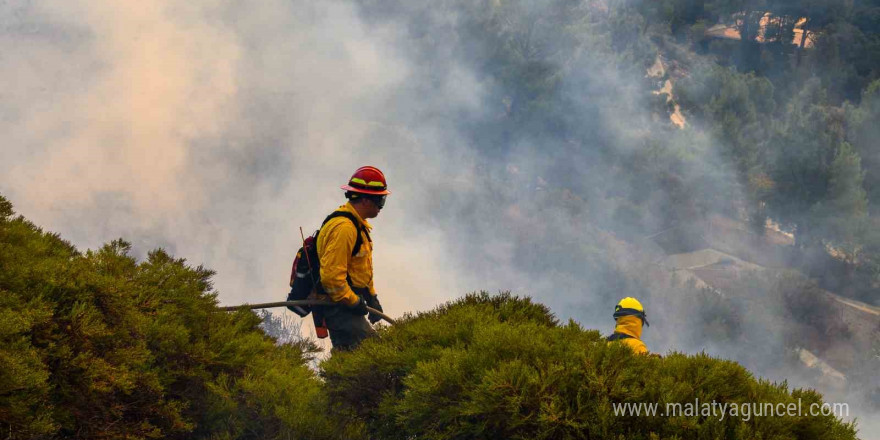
[614,297,649,326]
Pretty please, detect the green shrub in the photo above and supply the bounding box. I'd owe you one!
[0,194,860,439]
[0,195,354,440]
[322,292,858,440]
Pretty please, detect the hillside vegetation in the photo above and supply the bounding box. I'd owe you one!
[3,0,880,437]
[0,195,859,439]
[0,196,351,439]
[361,0,880,306]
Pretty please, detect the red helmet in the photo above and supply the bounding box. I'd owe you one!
[341,166,390,195]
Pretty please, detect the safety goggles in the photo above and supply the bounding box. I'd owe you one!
[613,307,649,326]
[366,194,386,209]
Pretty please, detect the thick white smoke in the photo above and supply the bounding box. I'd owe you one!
[1,1,875,435]
[0,1,468,324]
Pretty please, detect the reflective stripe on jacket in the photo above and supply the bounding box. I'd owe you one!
[316,202,375,306]
[610,315,648,355]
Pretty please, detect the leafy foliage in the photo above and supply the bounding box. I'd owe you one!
[353,0,880,308]
[0,195,352,440]
[4,0,880,434]
[0,197,864,438]
[322,292,857,440]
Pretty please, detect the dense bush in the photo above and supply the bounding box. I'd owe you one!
[322,292,858,440]
[0,195,353,440]
[0,196,860,439]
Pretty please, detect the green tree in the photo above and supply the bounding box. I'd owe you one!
[765,79,844,246]
[847,79,880,208]
[322,293,858,440]
[817,141,868,259]
[0,195,353,440]
[675,64,776,228]
[0,197,59,437]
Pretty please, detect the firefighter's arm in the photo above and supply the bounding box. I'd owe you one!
[318,220,360,306]
[631,340,649,355]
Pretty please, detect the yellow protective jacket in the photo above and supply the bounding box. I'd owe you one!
[316,202,376,306]
[610,315,648,355]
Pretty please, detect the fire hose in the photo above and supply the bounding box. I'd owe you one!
[220,299,396,324]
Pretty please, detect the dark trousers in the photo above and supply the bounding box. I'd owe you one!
[323,305,376,351]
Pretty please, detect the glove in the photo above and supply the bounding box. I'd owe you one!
[365,294,384,324]
[346,294,369,316]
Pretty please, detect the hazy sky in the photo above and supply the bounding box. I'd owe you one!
[1,0,636,325]
[1,0,474,320]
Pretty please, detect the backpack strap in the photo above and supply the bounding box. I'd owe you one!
[606,332,634,342]
[319,211,368,257]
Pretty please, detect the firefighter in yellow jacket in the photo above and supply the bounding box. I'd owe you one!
[316,166,389,350]
[607,297,649,355]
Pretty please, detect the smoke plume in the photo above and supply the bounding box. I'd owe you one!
[1,0,875,435]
